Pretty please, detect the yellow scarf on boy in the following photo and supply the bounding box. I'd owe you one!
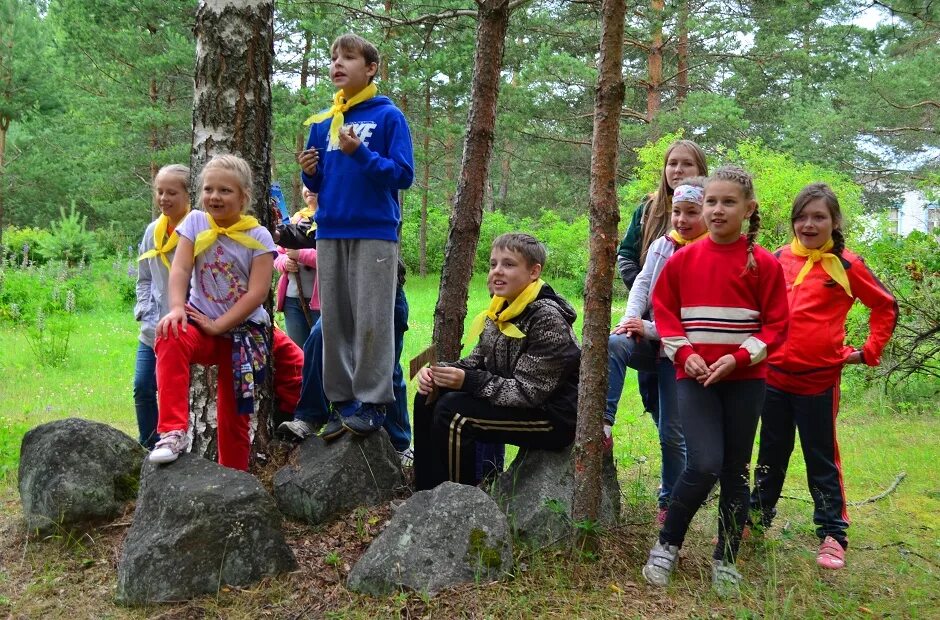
[304,83,378,148]
[790,238,852,298]
[668,229,709,246]
[194,214,267,258]
[467,279,545,341]
[137,211,189,269]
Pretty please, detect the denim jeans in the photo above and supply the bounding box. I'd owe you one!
[283,296,318,349]
[656,356,686,508]
[293,287,412,453]
[133,341,159,449]
[604,333,659,424]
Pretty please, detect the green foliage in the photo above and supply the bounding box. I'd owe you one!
[0,415,30,482]
[618,131,687,213]
[1,226,52,266]
[37,203,100,266]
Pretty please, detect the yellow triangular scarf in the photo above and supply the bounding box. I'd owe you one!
[790,238,852,298]
[303,83,378,147]
[467,279,545,341]
[668,229,709,246]
[138,212,189,269]
[193,214,268,258]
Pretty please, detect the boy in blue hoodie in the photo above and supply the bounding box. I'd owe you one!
[298,33,414,438]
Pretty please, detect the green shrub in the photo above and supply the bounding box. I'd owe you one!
[1,226,53,266]
[37,203,101,266]
[0,415,31,482]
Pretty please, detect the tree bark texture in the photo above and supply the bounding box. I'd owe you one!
[676,0,689,102]
[571,0,626,549]
[646,0,663,121]
[290,29,312,212]
[432,0,511,362]
[419,76,432,277]
[189,0,275,463]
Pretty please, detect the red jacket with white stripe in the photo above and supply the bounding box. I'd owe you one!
[652,236,790,381]
[767,245,898,394]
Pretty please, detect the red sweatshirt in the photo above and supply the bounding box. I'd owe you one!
[652,236,789,381]
[767,245,898,394]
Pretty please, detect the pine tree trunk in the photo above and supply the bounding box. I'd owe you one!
[189,0,275,464]
[646,0,664,121]
[571,0,626,553]
[150,78,160,218]
[432,0,512,361]
[677,0,689,103]
[0,116,7,246]
[419,77,432,277]
[291,29,313,212]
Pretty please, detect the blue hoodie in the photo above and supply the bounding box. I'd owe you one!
[301,95,414,241]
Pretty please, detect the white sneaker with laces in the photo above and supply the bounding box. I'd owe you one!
[149,430,189,464]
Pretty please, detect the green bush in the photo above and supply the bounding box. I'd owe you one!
[0,415,31,482]
[37,203,101,266]
[1,226,53,266]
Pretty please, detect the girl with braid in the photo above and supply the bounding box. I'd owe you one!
[749,183,897,570]
[641,165,789,597]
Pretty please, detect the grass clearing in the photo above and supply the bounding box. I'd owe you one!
[0,271,937,617]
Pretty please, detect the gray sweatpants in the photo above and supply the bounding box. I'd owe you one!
[317,238,397,404]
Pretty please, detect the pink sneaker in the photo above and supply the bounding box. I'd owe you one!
[816,536,846,570]
[602,423,613,452]
[656,507,668,526]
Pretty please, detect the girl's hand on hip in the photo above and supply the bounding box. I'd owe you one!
[703,354,737,387]
[684,353,709,379]
[432,366,465,390]
[158,306,188,339]
[845,350,863,365]
[185,304,222,336]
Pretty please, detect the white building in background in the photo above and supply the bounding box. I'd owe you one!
[888,191,940,236]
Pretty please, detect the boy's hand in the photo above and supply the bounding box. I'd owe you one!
[298,148,319,175]
[417,367,435,395]
[338,126,360,155]
[684,353,709,379]
[702,354,736,387]
[432,366,465,390]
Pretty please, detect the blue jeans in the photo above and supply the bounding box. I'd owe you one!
[133,341,159,449]
[283,296,318,349]
[604,333,659,424]
[656,356,686,508]
[293,287,412,453]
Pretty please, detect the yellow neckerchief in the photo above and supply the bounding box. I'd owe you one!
[668,229,709,246]
[193,214,268,258]
[303,83,378,147]
[295,207,316,220]
[467,279,545,341]
[790,237,852,298]
[138,211,190,269]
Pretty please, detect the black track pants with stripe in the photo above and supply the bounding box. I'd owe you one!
[413,391,574,491]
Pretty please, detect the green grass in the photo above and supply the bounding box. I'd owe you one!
[1,271,938,618]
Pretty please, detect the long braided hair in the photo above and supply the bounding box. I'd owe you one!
[704,165,760,273]
[791,183,844,256]
[639,140,708,264]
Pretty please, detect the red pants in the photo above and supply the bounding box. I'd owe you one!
[272,328,302,416]
[155,326,250,471]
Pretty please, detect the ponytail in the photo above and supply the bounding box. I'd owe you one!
[743,207,761,274]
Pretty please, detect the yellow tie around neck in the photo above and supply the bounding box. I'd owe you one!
[193,214,268,258]
[303,83,378,147]
[668,229,709,246]
[467,279,545,342]
[295,207,317,221]
[790,238,852,298]
[138,211,190,269]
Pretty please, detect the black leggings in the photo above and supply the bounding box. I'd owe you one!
[413,391,574,491]
[659,378,765,563]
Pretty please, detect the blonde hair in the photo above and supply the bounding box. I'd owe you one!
[705,164,760,273]
[639,140,708,264]
[198,154,253,212]
[153,164,190,198]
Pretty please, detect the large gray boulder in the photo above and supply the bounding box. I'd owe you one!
[18,418,146,536]
[348,482,513,596]
[272,430,405,525]
[493,445,621,547]
[116,454,296,605]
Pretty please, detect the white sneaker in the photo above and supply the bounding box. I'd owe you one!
[277,419,317,441]
[711,559,743,598]
[642,540,679,587]
[398,447,414,468]
[149,430,189,464]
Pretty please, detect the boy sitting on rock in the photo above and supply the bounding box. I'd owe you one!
[413,233,580,490]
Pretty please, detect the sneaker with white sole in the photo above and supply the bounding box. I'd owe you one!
[343,403,386,436]
[398,447,414,468]
[642,540,679,587]
[276,419,318,441]
[149,430,189,464]
[711,559,743,598]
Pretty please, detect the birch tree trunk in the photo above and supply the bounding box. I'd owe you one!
[432,0,511,361]
[571,0,626,553]
[188,0,275,464]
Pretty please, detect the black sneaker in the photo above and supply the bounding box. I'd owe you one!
[343,403,386,436]
[322,401,359,441]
